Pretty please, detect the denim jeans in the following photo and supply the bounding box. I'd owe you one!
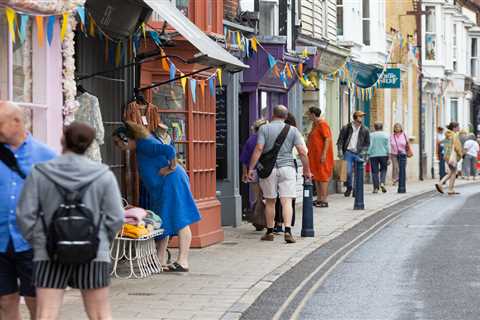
[344,150,363,190]
[370,156,389,189]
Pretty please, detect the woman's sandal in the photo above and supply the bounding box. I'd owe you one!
[164,262,189,273]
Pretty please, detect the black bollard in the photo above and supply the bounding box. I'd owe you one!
[354,159,365,210]
[398,154,407,193]
[301,177,315,237]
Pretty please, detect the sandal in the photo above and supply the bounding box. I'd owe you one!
[318,201,329,208]
[164,262,189,273]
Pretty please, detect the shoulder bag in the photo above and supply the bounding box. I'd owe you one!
[0,143,26,179]
[256,124,291,179]
[404,134,413,158]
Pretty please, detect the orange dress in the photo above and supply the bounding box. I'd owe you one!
[308,119,334,182]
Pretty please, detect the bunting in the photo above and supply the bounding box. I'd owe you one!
[47,16,56,46]
[35,16,44,47]
[180,73,187,92]
[216,68,223,87]
[200,80,206,97]
[190,78,197,103]
[209,77,215,96]
[60,12,69,41]
[169,62,176,81]
[19,15,29,43]
[5,7,15,43]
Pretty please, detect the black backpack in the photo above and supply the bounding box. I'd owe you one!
[36,166,104,265]
[256,124,290,179]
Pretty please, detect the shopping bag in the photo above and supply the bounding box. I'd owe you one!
[334,159,347,182]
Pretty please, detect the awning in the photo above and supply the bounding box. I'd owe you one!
[143,0,249,72]
[348,60,383,88]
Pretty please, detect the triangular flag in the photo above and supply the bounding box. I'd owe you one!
[6,7,16,43]
[209,77,215,96]
[298,63,303,76]
[141,22,146,40]
[160,49,170,72]
[35,16,44,47]
[200,80,205,97]
[76,6,85,28]
[245,37,250,57]
[267,54,276,69]
[169,63,176,80]
[251,37,258,52]
[216,68,223,87]
[236,32,242,48]
[19,15,29,43]
[190,78,197,103]
[115,42,122,66]
[47,16,55,46]
[302,48,309,58]
[88,14,95,37]
[273,65,280,78]
[286,64,292,79]
[60,12,69,41]
[180,73,187,93]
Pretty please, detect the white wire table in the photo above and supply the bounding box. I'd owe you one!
[110,229,164,279]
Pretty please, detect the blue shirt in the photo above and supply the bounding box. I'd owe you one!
[0,135,56,252]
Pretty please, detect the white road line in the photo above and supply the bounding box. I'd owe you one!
[271,199,424,320]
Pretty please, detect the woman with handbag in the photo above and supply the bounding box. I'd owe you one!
[436,122,463,195]
[390,123,412,190]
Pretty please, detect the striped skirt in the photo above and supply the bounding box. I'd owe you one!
[33,260,111,290]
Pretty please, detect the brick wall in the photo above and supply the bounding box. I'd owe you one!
[224,0,239,21]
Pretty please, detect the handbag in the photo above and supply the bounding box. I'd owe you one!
[334,159,347,182]
[256,124,291,179]
[404,134,413,158]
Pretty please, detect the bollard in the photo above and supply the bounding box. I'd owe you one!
[354,159,365,210]
[398,154,407,193]
[301,178,315,237]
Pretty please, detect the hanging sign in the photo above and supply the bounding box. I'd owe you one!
[378,68,401,89]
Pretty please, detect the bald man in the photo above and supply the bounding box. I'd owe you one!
[0,101,55,320]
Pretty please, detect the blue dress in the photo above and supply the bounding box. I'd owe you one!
[136,136,201,237]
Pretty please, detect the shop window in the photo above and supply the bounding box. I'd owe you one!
[452,24,457,72]
[450,98,458,122]
[425,6,436,61]
[337,0,344,36]
[152,84,185,110]
[362,0,370,46]
[216,86,228,180]
[471,38,478,78]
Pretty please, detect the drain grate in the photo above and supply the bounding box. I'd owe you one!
[128,292,156,296]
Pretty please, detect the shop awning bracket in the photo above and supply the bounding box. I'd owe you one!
[136,66,213,92]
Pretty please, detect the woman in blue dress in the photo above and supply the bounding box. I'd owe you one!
[113,122,201,272]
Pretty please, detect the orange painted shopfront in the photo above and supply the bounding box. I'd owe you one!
[140,41,223,248]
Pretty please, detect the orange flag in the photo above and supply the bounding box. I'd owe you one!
[199,80,206,97]
[36,16,44,47]
[160,49,170,72]
[298,63,303,77]
[285,63,292,79]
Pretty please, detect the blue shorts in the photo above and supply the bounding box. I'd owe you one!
[0,241,35,297]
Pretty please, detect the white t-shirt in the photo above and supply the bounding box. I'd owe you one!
[464,140,479,157]
[347,124,361,152]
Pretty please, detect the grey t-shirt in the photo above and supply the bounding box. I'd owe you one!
[257,120,305,168]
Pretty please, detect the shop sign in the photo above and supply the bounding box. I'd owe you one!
[378,68,401,89]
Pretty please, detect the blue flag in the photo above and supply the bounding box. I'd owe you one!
[19,15,29,43]
[169,62,176,80]
[268,54,276,69]
[47,16,56,46]
[209,77,215,96]
[76,6,85,26]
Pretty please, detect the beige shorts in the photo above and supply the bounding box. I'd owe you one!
[259,166,297,199]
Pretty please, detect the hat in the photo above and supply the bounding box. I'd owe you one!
[353,111,366,118]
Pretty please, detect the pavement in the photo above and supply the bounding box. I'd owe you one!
[22,178,478,320]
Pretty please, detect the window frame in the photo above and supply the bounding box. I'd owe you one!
[452,23,457,72]
[424,6,437,62]
[471,37,478,78]
[362,0,370,46]
[450,98,458,122]
[336,0,344,36]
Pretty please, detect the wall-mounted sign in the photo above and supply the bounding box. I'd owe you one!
[378,68,401,89]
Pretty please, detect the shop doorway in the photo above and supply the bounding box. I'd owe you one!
[239,92,251,219]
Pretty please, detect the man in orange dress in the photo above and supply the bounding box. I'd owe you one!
[307,107,334,207]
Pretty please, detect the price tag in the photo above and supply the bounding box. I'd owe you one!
[141,116,148,126]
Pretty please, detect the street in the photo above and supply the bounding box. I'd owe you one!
[243,183,480,320]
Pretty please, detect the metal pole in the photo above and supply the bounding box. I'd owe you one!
[417,0,424,181]
[354,159,365,210]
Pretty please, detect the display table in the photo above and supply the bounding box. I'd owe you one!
[110,229,164,279]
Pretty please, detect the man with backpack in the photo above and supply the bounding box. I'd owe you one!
[0,101,56,320]
[16,122,124,320]
[248,105,312,244]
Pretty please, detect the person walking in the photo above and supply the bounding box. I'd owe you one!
[437,127,446,180]
[248,105,312,243]
[16,122,124,320]
[459,129,469,178]
[462,133,479,180]
[436,122,462,195]
[240,119,268,231]
[336,111,370,197]
[307,107,334,207]
[390,123,408,185]
[368,122,390,193]
[0,101,56,320]
[113,122,201,272]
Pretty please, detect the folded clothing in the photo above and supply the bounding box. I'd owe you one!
[120,224,150,239]
[124,206,148,226]
[144,211,162,230]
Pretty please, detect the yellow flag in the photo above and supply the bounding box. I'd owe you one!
[180,73,187,92]
[60,12,69,41]
[141,22,146,40]
[302,48,308,58]
[115,42,121,66]
[251,37,258,52]
[236,32,241,47]
[36,16,44,47]
[6,7,16,43]
[217,68,223,87]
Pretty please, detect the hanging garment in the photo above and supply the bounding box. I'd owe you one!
[75,92,105,162]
